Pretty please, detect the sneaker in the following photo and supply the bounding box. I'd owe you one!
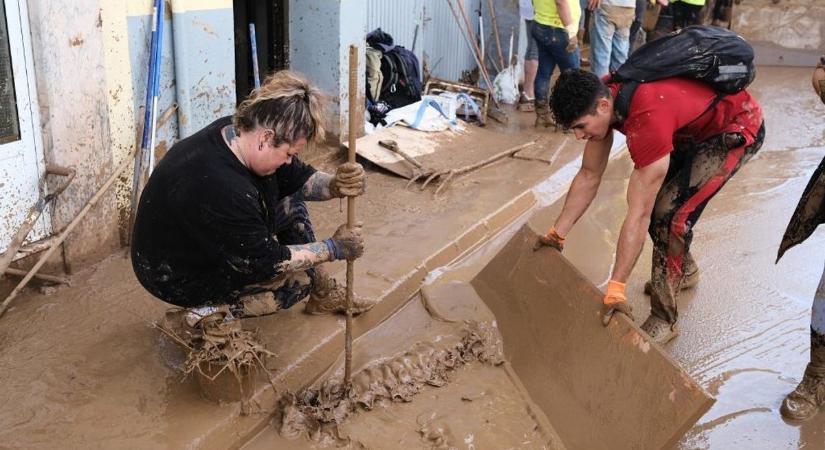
[304,277,377,315]
[640,315,679,345]
[518,93,535,112]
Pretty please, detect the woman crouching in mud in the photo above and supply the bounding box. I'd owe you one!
[131,70,376,331]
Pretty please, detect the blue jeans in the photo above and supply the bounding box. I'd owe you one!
[531,22,580,104]
[589,5,634,77]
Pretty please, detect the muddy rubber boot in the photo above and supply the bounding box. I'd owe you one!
[644,269,700,296]
[304,274,377,315]
[534,102,557,129]
[781,332,825,421]
[640,315,680,345]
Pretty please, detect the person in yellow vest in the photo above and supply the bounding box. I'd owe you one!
[532,0,583,128]
[671,0,705,30]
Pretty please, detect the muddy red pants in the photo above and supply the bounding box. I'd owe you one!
[648,123,766,324]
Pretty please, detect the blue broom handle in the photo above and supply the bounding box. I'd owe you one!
[250,23,261,89]
[147,0,165,175]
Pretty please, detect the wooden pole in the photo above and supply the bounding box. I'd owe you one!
[344,44,358,391]
[486,0,505,70]
[451,0,501,109]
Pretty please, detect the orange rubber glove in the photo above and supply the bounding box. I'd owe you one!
[533,227,565,252]
[602,280,634,326]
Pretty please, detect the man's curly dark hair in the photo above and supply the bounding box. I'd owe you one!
[549,69,611,129]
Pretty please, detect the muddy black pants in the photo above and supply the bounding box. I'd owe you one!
[648,123,765,324]
[233,195,318,310]
[138,194,317,309]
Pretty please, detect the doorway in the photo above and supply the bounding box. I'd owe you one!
[233,0,289,103]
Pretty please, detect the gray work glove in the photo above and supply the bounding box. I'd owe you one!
[333,162,366,198]
[325,222,364,261]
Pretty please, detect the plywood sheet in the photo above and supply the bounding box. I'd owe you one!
[462,224,715,450]
[350,126,455,179]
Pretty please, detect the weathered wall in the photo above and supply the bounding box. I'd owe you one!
[27,0,121,268]
[167,0,235,137]
[22,0,237,268]
[290,0,367,144]
[734,0,825,50]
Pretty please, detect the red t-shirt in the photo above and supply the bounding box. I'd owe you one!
[608,78,763,168]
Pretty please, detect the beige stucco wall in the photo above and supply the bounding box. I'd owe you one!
[26,0,126,268]
[733,0,825,52]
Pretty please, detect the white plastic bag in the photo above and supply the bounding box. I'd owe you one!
[383,95,462,132]
[494,66,520,104]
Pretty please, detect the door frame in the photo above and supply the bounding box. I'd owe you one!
[0,0,48,253]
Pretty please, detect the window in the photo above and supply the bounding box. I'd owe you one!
[0,0,20,144]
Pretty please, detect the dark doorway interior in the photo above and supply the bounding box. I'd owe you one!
[233,0,288,103]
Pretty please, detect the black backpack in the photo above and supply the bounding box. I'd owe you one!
[610,25,756,124]
[379,46,422,109]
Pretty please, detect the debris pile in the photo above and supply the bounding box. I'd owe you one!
[278,320,504,445]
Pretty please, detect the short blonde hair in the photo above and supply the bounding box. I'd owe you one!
[234,70,326,146]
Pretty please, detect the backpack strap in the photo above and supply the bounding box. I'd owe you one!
[381,53,399,95]
[612,78,639,129]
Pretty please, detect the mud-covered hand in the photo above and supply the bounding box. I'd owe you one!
[813,56,825,105]
[532,227,565,252]
[332,162,366,197]
[325,222,364,261]
[601,280,634,326]
[565,25,579,53]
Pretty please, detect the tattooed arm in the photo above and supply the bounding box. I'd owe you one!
[275,242,332,273]
[301,172,336,201]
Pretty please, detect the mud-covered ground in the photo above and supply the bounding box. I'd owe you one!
[0,65,822,449]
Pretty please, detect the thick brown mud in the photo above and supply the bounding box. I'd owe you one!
[1,65,821,449]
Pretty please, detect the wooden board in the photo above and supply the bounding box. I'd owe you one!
[435,224,715,450]
[349,126,457,179]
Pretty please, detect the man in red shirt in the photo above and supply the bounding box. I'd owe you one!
[536,68,765,344]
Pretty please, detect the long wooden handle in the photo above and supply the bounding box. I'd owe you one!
[344,44,358,391]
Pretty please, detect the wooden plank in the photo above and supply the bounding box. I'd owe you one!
[350,126,455,179]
